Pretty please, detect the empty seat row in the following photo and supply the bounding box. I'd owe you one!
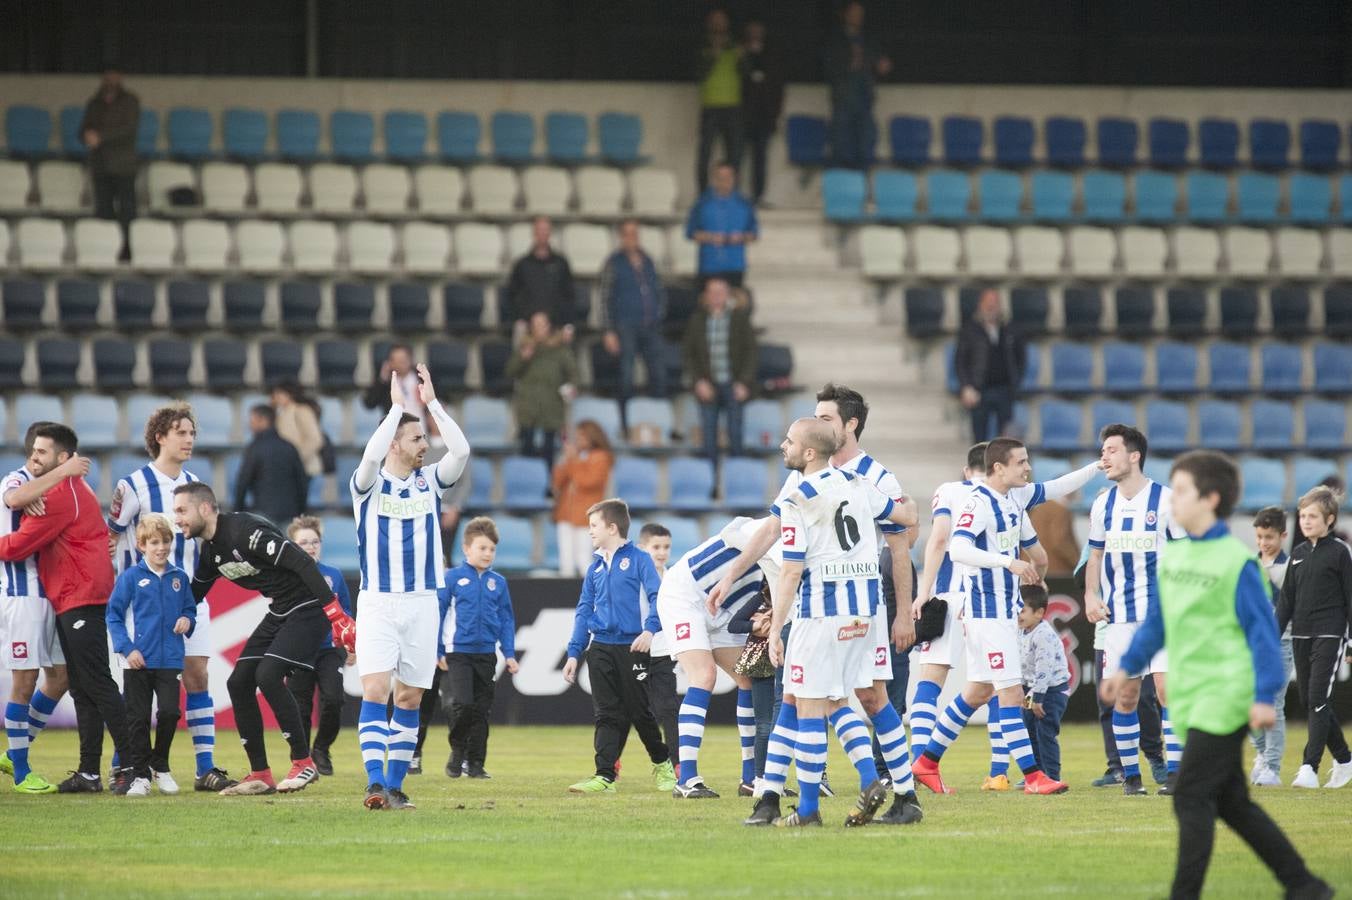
[787,113,1348,170]
[3,105,648,165]
[824,168,1352,225]
[857,224,1352,280]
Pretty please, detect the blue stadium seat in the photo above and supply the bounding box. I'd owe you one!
[69,394,119,449]
[1010,287,1050,336]
[1185,171,1229,222]
[572,395,623,446]
[1096,118,1138,167]
[741,400,784,453]
[1198,401,1243,451]
[148,339,192,392]
[625,397,673,440]
[786,115,828,166]
[465,456,495,507]
[1030,171,1073,222]
[1236,172,1280,223]
[223,108,268,160]
[1325,285,1352,339]
[942,116,983,166]
[1260,344,1304,395]
[383,110,428,162]
[1062,286,1103,337]
[93,338,136,390]
[1239,458,1287,511]
[333,281,375,332]
[491,111,535,162]
[538,519,559,570]
[1251,399,1294,450]
[57,278,100,332]
[5,105,52,157]
[888,116,931,167]
[1288,173,1332,224]
[1050,344,1094,394]
[614,456,659,509]
[137,108,160,158]
[478,340,512,395]
[1314,343,1352,395]
[1020,343,1041,392]
[872,170,918,221]
[664,517,702,561]
[334,452,362,504]
[1198,118,1239,169]
[993,116,1033,167]
[15,397,63,438]
[1101,343,1145,394]
[1304,399,1348,451]
[1148,118,1189,168]
[330,110,375,162]
[926,169,970,220]
[1249,119,1291,170]
[1092,400,1136,438]
[1081,170,1127,221]
[905,288,945,339]
[203,339,246,391]
[461,396,513,450]
[545,112,589,163]
[493,515,537,570]
[59,106,86,157]
[822,169,868,222]
[1341,174,1352,223]
[1207,342,1252,394]
[167,107,213,160]
[1291,456,1340,497]
[436,111,481,163]
[1269,286,1310,337]
[1218,287,1259,338]
[189,393,234,450]
[37,339,79,389]
[112,279,154,331]
[223,280,266,333]
[978,170,1023,221]
[315,339,358,392]
[1044,116,1086,168]
[3,278,45,332]
[167,279,210,331]
[598,112,642,164]
[1142,455,1173,486]
[500,455,550,511]
[1164,287,1206,338]
[1146,400,1190,453]
[0,340,21,390]
[1113,286,1155,338]
[388,282,430,331]
[1299,120,1341,171]
[276,109,321,161]
[260,341,302,386]
[666,457,715,511]
[320,516,361,572]
[1133,170,1178,222]
[721,458,770,510]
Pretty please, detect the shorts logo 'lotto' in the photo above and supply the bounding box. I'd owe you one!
[675,622,691,641]
[988,652,1005,670]
[790,665,804,684]
[11,641,27,660]
[875,647,888,665]
[781,525,797,546]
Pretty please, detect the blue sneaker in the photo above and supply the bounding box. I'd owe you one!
[1148,757,1169,785]
[1092,769,1123,788]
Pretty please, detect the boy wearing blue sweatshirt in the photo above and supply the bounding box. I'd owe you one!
[437,517,518,779]
[106,514,196,798]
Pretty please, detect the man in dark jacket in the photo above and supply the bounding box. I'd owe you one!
[682,278,758,465]
[740,21,785,205]
[954,289,1026,442]
[233,405,309,525]
[600,219,668,429]
[79,66,141,260]
[824,1,891,169]
[503,217,576,338]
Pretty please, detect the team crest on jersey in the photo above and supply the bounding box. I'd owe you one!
[781,525,798,546]
[675,622,691,641]
[487,578,497,590]
[1145,510,1158,526]
[172,577,182,591]
[619,558,630,571]
[790,665,804,684]
[415,475,427,490]
[11,641,27,660]
[987,652,1005,670]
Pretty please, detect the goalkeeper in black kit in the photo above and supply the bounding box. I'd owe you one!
[172,482,357,797]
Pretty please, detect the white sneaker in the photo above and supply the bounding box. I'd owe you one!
[1249,757,1266,783]
[1292,764,1321,789]
[1253,767,1281,787]
[125,776,152,797]
[1324,760,1352,789]
[153,770,180,795]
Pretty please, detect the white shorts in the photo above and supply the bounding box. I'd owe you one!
[1102,621,1168,679]
[182,600,212,657]
[963,617,1023,690]
[355,590,440,689]
[657,571,747,655]
[862,607,892,682]
[914,593,965,668]
[783,615,875,700]
[2,595,64,669]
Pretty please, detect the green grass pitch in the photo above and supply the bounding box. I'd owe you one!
[2,724,1349,898]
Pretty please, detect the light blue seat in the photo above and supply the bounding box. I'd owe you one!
[1208,342,1252,393]
[69,394,119,449]
[1291,456,1339,497]
[5,105,52,157]
[1050,344,1095,394]
[625,398,673,439]
[351,404,384,442]
[1185,171,1230,222]
[1020,343,1042,392]
[1091,400,1136,438]
[740,399,784,453]
[1303,399,1348,451]
[1133,170,1178,222]
[540,520,559,570]
[666,457,715,511]
[926,169,970,221]
[978,169,1023,221]
[436,111,481,163]
[1101,342,1145,394]
[1250,399,1295,451]
[106,453,148,493]
[1197,401,1243,451]
[720,458,770,510]
[223,108,268,160]
[276,109,321,161]
[1082,170,1127,221]
[1030,170,1073,221]
[545,112,589,163]
[82,455,105,498]
[15,396,63,431]
[598,112,642,164]
[330,110,375,162]
[320,516,360,572]
[1288,173,1332,224]
[500,455,550,511]
[136,108,160,158]
[1260,344,1304,395]
[1236,172,1280,224]
[334,452,361,505]
[167,107,213,160]
[1072,454,1113,514]
[1143,455,1173,486]
[614,456,660,509]
[467,456,495,507]
[383,110,428,162]
[59,106,87,157]
[187,393,233,450]
[1313,343,1352,395]
[872,170,918,221]
[486,515,535,570]
[664,517,703,561]
[1239,458,1287,511]
[822,169,868,222]
[307,474,326,509]
[1154,342,1199,393]
[461,396,513,450]
[491,111,535,162]
[571,395,623,446]
[1036,400,1082,452]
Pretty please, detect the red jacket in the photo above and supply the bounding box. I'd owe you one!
[0,476,114,614]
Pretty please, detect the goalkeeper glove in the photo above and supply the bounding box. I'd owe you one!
[324,597,356,652]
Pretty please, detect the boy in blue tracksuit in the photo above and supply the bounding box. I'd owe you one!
[561,499,675,793]
[437,517,518,779]
[106,514,196,797]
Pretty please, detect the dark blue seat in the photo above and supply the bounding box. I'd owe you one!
[1249,119,1291,170]
[1020,344,1042,392]
[383,111,428,162]
[1146,400,1190,453]
[5,106,52,157]
[1185,171,1229,222]
[1236,172,1280,224]
[279,280,320,332]
[491,111,535,162]
[942,116,983,166]
[720,458,771,511]
[388,282,430,331]
[1134,170,1178,222]
[1037,400,1082,452]
[261,340,303,386]
[442,282,485,330]
[1324,284,1352,339]
[872,170,918,221]
[113,279,155,331]
[888,116,931,167]
[1050,344,1095,394]
[1010,287,1050,336]
[904,287,945,339]
[1082,170,1127,221]
[1199,118,1239,169]
[1288,173,1332,224]
[1251,399,1294,451]
[59,106,87,157]
[1030,171,1073,222]
[203,339,246,391]
[149,339,192,392]
[1044,116,1086,168]
[1260,344,1304,394]
[1061,285,1103,337]
[1101,342,1145,394]
[2,278,44,331]
[993,116,1034,167]
[223,108,268,160]
[926,169,970,221]
[426,340,469,391]
[1239,458,1287,509]
[1304,399,1348,450]
[1208,342,1252,393]
[1096,118,1138,167]
[822,169,868,222]
[1113,285,1156,337]
[786,115,828,166]
[1154,343,1199,394]
[56,278,100,331]
[598,112,642,164]
[316,340,359,391]
[92,338,135,390]
[1148,118,1189,168]
[1299,120,1341,171]
[1313,343,1352,395]
[436,111,481,163]
[1165,286,1207,338]
[167,279,210,331]
[223,280,266,333]
[1197,401,1242,451]
[1269,285,1311,337]
[666,457,715,511]
[37,339,80,389]
[276,109,321,161]
[478,340,512,395]
[333,281,374,332]
[613,456,659,509]
[1219,287,1259,338]
[167,107,213,160]
[0,339,23,389]
[330,110,375,163]
[544,112,589,163]
[978,170,1022,222]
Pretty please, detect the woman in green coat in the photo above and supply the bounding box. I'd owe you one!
[507,311,578,466]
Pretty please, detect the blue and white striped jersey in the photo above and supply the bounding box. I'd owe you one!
[670,516,765,613]
[353,465,448,593]
[109,462,202,576]
[1,467,45,599]
[779,468,895,619]
[951,484,1040,620]
[930,477,980,596]
[1087,479,1180,624]
[772,449,907,536]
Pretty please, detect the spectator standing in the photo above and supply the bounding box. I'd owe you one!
[824,1,891,169]
[551,420,615,577]
[740,21,785,206]
[79,65,140,260]
[270,382,325,486]
[362,344,425,421]
[503,217,577,340]
[955,288,1026,442]
[682,278,757,466]
[686,163,758,288]
[233,404,308,524]
[695,9,744,192]
[600,219,668,431]
[507,311,578,467]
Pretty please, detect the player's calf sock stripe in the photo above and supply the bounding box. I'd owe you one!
[762,704,798,791]
[5,702,31,782]
[384,706,420,791]
[908,679,942,751]
[1112,709,1142,778]
[358,700,389,786]
[185,691,216,777]
[828,708,879,789]
[924,694,976,762]
[27,690,57,741]
[793,717,827,817]
[999,705,1039,775]
[1161,707,1182,774]
[736,688,756,785]
[868,704,913,794]
[986,698,1010,777]
[677,687,711,785]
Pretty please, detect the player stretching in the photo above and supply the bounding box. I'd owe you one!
[353,364,470,811]
[912,439,1098,795]
[1086,424,1185,796]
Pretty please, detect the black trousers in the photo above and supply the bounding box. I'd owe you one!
[871,595,912,773]
[55,606,131,775]
[286,646,346,752]
[93,173,136,255]
[643,654,679,768]
[446,652,497,765]
[587,642,669,779]
[123,668,182,777]
[1292,636,1351,769]
[969,384,1015,442]
[1170,726,1317,899]
[696,107,743,191]
[1096,649,1165,772]
[413,666,443,756]
[743,129,771,202]
[227,605,328,771]
[518,426,557,471]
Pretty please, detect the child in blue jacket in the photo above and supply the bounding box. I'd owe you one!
[106,514,196,797]
[437,517,518,778]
